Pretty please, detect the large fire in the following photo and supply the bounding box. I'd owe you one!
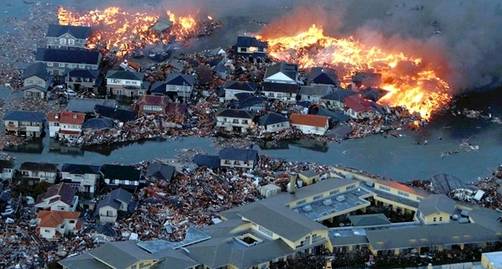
[57,7,201,57]
[258,24,452,119]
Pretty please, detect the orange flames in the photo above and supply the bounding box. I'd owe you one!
[258,24,452,119]
[57,6,199,57]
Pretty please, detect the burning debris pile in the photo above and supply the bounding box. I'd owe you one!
[57,6,220,57]
[258,24,452,120]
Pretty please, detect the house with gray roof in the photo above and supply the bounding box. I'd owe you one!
[96,188,134,224]
[100,164,144,190]
[66,69,100,92]
[307,67,340,87]
[416,194,457,224]
[263,62,299,84]
[46,24,91,50]
[299,85,335,103]
[321,89,356,110]
[215,109,255,134]
[223,81,257,101]
[35,182,78,211]
[106,69,147,97]
[164,73,195,100]
[258,112,290,134]
[22,63,50,100]
[219,147,259,169]
[61,164,101,194]
[36,48,101,76]
[3,111,45,138]
[145,163,176,182]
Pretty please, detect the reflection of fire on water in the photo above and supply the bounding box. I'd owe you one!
[258,24,452,120]
[57,6,216,57]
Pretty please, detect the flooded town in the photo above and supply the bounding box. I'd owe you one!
[0,0,502,269]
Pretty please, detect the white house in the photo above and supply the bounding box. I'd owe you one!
[37,210,80,240]
[261,82,299,102]
[299,85,334,103]
[106,70,146,97]
[219,148,259,169]
[96,188,133,224]
[235,36,267,56]
[19,162,59,184]
[223,81,257,101]
[61,164,101,194]
[289,113,329,136]
[0,160,14,181]
[46,24,91,50]
[263,62,300,84]
[258,112,290,134]
[35,183,78,212]
[47,111,86,140]
[215,109,255,134]
[164,73,195,100]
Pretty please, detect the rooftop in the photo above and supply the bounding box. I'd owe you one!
[4,111,45,122]
[47,24,91,39]
[219,147,258,162]
[47,111,86,125]
[36,48,100,65]
[290,113,329,128]
[216,109,253,119]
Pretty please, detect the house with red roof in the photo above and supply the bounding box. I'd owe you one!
[135,95,170,115]
[37,210,81,240]
[47,111,86,140]
[343,95,375,119]
[289,113,329,135]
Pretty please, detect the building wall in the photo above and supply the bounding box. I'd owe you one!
[322,99,344,110]
[43,61,99,76]
[47,34,87,49]
[4,120,44,137]
[261,121,290,133]
[237,46,266,55]
[373,182,424,203]
[220,158,256,169]
[61,172,99,194]
[24,76,47,88]
[224,88,253,100]
[262,91,297,102]
[39,227,57,240]
[291,123,328,136]
[20,170,58,183]
[165,85,192,98]
[24,89,46,100]
[0,168,14,180]
[99,205,118,223]
[216,116,254,133]
[420,211,451,224]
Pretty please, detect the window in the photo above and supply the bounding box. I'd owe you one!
[329,190,339,195]
[398,191,410,197]
[242,120,248,124]
[59,38,67,45]
[68,39,75,45]
[59,63,65,68]
[433,217,437,222]
[378,185,391,192]
[296,199,306,206]
[47,62,53,67]
[69,220,75,224]
[439,217,443,221]
[313,194,323,200]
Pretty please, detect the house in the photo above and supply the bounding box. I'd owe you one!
[145,163,176,182]
[22,62,49,100]
[61,164,101,194]
[223,81,257,101]
[66,69,99,92]
[238,96,267,112]
[19,162,59,184]
[215,109,255,134]
[258,112,290,134]
[416,194,456,224]
[321,89,356,110]
[47,111,86,140]
[82,117,115,131]
[263,62,299,84]
[96,188,134,224]
[37,210,80,240]
[299,85,335,103]
[307,67,340,87]
[343,94,375,119]
[164,73,195,100]
[3,111,45,138]
[94,105,137,123]
[135,95,170,115]
[46,24,91,50]
[35,183,78,211]
[106,69,146,97]
[289,113,329,136]
[261,82,299,102]
[100,164,144,190]
[35,48,101,76]
[67,98,117,114]
[219,147,259,169]
[193,154,221,170]
[0,159,14,181]
[235,36,267,56]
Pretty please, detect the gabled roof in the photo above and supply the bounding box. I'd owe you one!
[67,98,117,114]
[89,241,154,269]
[236,36,267,49]
[259,112,288,126]
[299,85,334,97]
[36,48,100,65]
[307,67,339,86]
[216,109,253,119]
[239,96,266,109]
[61,163,100,175]
[289,113,329,128]
[0,159,14,169]
[23,62,48,80]
[219,147,258,162]
[264,62,298,81]
[37,182,75,205]
[96,188,133,210]
[22,84,49,93]
[321,89,356,102]
[100,164,141,181]
[107,70,144,81]
[68,69,99,79]
[47,24,91,39]
[47,111,86,125]
[418,194,456,216]
[165,73,195,86]
[145,163,176,181]
[37,210,80,228]
[193,154,221,169]
[94,105,137,122]
[262,82,299,94]
[4,111,45,122]
[82,117,115,130]
[110,188,133,203]
[223,81,257,92]
[20,162,58,172]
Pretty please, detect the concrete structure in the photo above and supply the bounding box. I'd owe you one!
[46,24,91,50]
[219,147,259,169]
[47,111,86,140]
[106,70,146,97]
[37,210,80,240]
[289,113,329,136]
[35,183,78,211]
[61,164,101,194]
[215,109,254,134]
[36,48,101,76]
[299,85,334,103]
[3,111,45,138]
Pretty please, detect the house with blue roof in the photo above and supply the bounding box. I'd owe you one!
[3,111,46,138]
[22,62,50,100]
[66,69,100,92]
[258,112,290,134]
[36,48,101,76]
[46,24,91,50]
[219,147,259,169]
[61,163,101,194]
[235,36,267,57]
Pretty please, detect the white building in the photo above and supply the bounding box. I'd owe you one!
[46,24,90,50]
[215,109,255,134]
[19,162,59,184]
[289,113,329,136]
[37,210,80,240]
[219,148,259,169]
[96,188,133,224]
[0,160,14,181]
[61,164,101,194]
[258,112,290,134]
[106,70,146,97]
[35,183,78,212]
[263,62,300,84]
[164,73,195,100]
[47,111,86,140]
